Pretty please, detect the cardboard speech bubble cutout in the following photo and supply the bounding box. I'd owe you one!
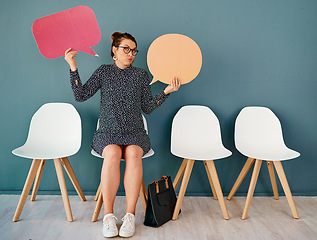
[32,6,101,59]
[147,34,202,85]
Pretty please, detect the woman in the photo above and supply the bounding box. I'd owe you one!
[65,32,180,238]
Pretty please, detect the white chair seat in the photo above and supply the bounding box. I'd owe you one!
[13,145,78,160]
[172,147,231,161]
[238,146,300,161]
[91,148,154,159]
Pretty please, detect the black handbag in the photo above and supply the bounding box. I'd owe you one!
[144,175,179,227]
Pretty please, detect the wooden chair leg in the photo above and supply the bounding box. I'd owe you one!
[139,179,148,212]
[267,161,279,200]
[205,160,229,220]
[54,158,73,222]
[242,159,262,220]
[172,159,195,220]
[204,161,218,200]
[61,157,86,201]
[31,159,46,201]
[94,183,101,201]
[173,158,187,190]
[273,161,299,219]
[13,159,41,222]
[227,157,255,200]
[92,191,103,222]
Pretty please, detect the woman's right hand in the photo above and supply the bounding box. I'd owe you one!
[64,48,78,71]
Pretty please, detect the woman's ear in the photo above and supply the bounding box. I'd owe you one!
[112,46,117,55]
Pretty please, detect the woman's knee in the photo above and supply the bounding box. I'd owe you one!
[102,145,122,160]
[124,145,143,162]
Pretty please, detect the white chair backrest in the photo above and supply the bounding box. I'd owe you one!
[171,105,226,156]
[235,106,287,155]
[24,103,81,155]
[142,114,148,133]
[96,114,149,133]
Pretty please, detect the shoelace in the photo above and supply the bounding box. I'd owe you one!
[121,214,134,229]
[104,215,117,230]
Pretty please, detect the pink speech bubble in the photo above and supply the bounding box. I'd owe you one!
[32,6,101,59]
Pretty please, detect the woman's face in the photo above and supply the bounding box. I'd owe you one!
[112,38,137,69]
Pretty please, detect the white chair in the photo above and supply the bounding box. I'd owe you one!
[91,114,153,222]
[171,105,232,220]
[12,103,86,222]
[227,106,300,219]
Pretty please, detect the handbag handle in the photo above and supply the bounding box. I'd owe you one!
[160,176,169,189]
[152,176,169,193]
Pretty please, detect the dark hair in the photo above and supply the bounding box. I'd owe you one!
[111,32,137,57]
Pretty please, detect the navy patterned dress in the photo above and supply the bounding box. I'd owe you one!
[70,64,169,156]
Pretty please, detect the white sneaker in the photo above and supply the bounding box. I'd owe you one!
[119,213,135,238]
[103,213,118,238]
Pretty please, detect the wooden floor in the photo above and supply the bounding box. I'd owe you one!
[1,195,317,240]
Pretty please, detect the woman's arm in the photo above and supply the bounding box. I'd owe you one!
[69,68,102,102]
[65,48,101,102]
[141,71,181,114]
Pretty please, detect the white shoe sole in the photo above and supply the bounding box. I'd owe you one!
[103,231,118,238]
[119,231,135,238]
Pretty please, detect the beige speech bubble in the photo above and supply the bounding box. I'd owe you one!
[147,34,202,85]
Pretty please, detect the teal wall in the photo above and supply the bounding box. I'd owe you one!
[1,0,317,196]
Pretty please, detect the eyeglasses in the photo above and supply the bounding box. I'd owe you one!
[118,46,139,56]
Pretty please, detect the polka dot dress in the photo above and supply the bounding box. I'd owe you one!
[70,64,169,156]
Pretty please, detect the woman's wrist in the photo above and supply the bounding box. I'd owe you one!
[70,64,77,72]
[164,88,170,95]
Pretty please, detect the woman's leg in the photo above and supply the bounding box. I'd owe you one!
[101,144,122,215]
[122,145,143,214]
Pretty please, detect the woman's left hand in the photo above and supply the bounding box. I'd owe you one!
[164,76,181,95]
